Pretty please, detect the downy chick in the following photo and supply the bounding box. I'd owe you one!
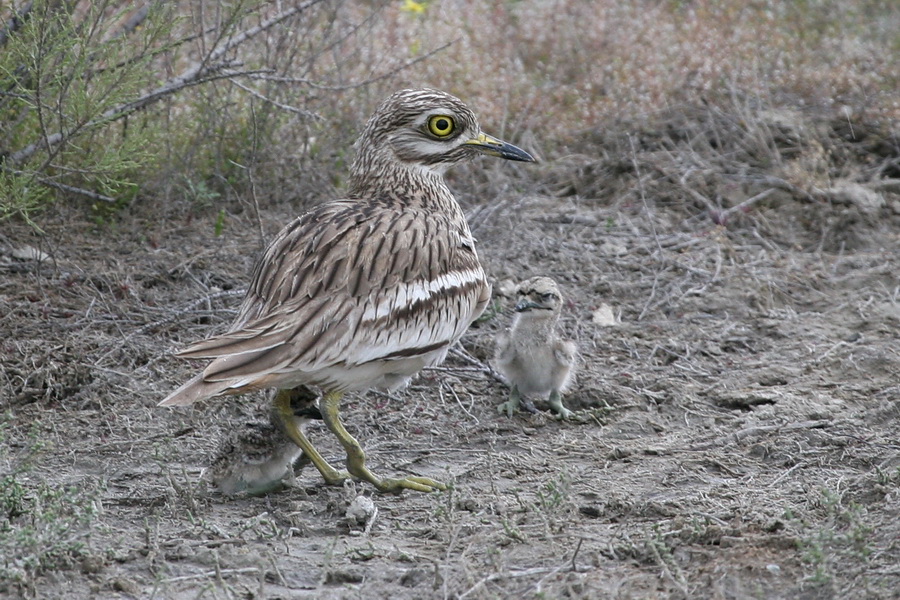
[208,387,322,495]
[495,277,576,419]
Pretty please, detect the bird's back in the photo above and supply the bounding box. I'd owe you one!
[161,192,490,405]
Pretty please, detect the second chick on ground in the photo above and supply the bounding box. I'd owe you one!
[208,387,322,496]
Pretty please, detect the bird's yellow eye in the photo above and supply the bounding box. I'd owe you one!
[427,115,455,138]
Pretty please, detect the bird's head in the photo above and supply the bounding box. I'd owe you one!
[352,88,535,178]
[514,276,563,316]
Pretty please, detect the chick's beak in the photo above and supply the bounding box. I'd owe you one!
[464,133,535,162]
[515,299,539,312]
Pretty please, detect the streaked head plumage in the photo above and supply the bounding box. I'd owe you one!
[514,276,563,314]
[352,88,534,178]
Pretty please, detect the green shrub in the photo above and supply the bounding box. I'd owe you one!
[0,420,101,592]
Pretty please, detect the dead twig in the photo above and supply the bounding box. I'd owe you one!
[687,420,832,451]
[3,169,117,203]
[245,39,456,92]
[570,537,584,571]
[128,289,245,339]
[229,79,322,119]
[161,567,261,584]
[769,461,806,487]
[449,345,507,385]
[459,567,557,599]
[717,188,778,222]
[442,380,479,425]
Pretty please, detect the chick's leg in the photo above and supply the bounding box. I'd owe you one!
[320,391,445,493]
[497,385,522,417]
[272,388,348,485]
[497,385,540,417]
[548,389,574,420]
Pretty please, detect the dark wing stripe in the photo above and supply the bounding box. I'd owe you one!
[363,340,450,363]
[363,279,483,329]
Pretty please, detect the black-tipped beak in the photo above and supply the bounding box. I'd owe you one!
[515,299,537,312]
[464,133,536,162]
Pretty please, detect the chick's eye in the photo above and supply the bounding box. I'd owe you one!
[427,115,455,137]
[541,293,557,301]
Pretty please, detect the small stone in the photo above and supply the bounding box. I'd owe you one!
[400,568,429,588]
[345,495,378,531]
[325,569,364,585]
[496,279,518,297]
[456,496,478,511]
[592,303,619,326]
[109,577,140,595]
[11,245,51,262]
[598,241,627,256]
[823,181,884,214]
[719,535,744,547]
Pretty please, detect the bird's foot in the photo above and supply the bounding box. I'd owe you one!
[347,452,445,493]
[318,390,444,494]
[552,406,575,420]
[497,399,519,418]
[320,467,352,486]
[498,386,532,417]
[370,475,447,494]
[347,456,445,493]
[549,391,573,420]
[498,397,542,417]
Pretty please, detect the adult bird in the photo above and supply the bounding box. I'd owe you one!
[160,88,535,493]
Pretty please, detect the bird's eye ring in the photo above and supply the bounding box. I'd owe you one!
[427,115,455,137]
[541,292,557,301]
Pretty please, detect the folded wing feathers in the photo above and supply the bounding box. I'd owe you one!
[164,197,488,404]
[159,373,235,406]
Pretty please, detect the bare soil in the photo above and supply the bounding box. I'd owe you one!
[2,107,899,599]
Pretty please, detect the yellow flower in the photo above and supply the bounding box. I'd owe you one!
[400,0,427,15]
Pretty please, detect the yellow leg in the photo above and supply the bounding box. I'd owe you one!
[320,390,446,494]
[272,388,348,486]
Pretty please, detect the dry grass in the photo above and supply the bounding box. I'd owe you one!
[334,0,899,142]
[206,0,899,213]
[3,0,896,215]
[2,170,899,597]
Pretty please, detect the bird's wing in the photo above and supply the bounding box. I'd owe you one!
[553,340,578,368]
[176,198,489,386]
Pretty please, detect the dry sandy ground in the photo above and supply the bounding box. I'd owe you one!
[2,109,899,599]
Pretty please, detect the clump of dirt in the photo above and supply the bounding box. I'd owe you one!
[1,104,899,599]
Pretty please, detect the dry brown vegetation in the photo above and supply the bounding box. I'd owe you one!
[2,1,899,598]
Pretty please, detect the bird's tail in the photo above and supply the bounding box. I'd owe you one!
[158,374,232,407]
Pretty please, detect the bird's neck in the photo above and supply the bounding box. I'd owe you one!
[512,312,559,340]
[348,147,458,212]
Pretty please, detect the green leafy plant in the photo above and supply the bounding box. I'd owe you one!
[790,488,875,586]
[0,0,354,223]
[0,0,172,221]
[0,420,102,592]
